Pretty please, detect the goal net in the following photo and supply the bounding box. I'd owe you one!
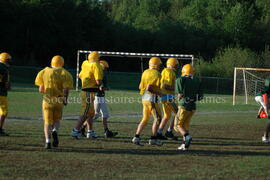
[76,50,195,91]
[233,67,270,105]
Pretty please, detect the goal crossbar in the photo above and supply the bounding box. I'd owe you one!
[76,50,195,91]
[234,67,270,72]
[77,50,194,59]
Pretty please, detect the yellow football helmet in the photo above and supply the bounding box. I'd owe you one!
[51,55,64,68]
[166,58,179,68]
[100,60,109,70]
[0,52,11,64]
[181,64,194,76]
[149,57,162,69]
[88,51,100,62]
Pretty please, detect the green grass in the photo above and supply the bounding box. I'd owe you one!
[1,86,270,179]
[9,86,257,118]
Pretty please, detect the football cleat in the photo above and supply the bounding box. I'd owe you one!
[157,133,168,140]
[262,136,270,143]
[0,129,9,136]
[45,142,52,149]
[104,130,118,138]
[184,135,192,148]
[71,129,81,139]
[52,131,59,147]
[148,139,163,146]
[87,130,98,139]
[177,144,187,151]
[165,131,178,140]
[132,137,144,146]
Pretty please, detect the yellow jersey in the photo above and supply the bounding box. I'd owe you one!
[79,61,103,89]
[161,68,176,94]
[35,67,73,100]
[139,68,161,95]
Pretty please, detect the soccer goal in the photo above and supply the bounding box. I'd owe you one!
[76,50,195,91]
[233,67,270,105]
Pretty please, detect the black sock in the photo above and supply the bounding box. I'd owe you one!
[135,134,140,138]
[104,128,109,132]
[150,136,157,139]
[184,133,189,137]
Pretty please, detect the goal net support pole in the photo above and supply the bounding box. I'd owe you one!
[243,69,248,104]
[233,67,237,105]
[76,50,195,91]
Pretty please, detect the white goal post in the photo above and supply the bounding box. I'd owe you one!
[233,67,270,105]
[76,50,195,91]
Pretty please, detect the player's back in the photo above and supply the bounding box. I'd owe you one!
[139,68,161,95]
[177,76,202,100]
[161,68,176,94]
[175,76,202,111]
[80,61,103,89]
[42,67,70,97]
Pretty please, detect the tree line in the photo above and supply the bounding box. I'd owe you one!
[0,0,269,77]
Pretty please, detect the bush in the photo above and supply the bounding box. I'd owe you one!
[212,46,259,77]
[195,46,263,78]
[260,46,270,68]
[194,58,217,77]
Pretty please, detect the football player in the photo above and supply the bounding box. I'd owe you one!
[132,57,164,146]
[255,76,270,143]
[174,64,203,150]
[81,60,118,138]
[71,51,103,139]
[0,52,11,136]
[35,55,73,149]
[157,58,179,140]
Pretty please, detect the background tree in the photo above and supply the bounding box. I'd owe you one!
[0,0,269,76]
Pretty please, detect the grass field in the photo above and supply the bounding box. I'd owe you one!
[8,85,259,118]
[1,86,270,179]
